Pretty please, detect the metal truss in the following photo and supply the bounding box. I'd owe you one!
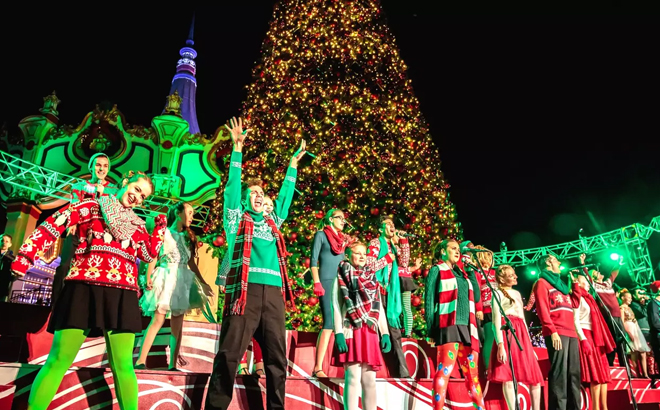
[0,150,210,228]
[493,216,660,285]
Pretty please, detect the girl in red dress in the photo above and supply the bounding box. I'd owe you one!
[571,268,615,410]
[331,241,391,410]
[488,264,544,410]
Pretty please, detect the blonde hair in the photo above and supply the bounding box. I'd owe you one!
[474,245,493,268]
[495,264,516,304]
[121,171,154,194]
[346,241,367,256]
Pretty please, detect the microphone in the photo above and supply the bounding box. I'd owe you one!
[396,230,418,238]
[460,246,491,254]
[562,263,597,273]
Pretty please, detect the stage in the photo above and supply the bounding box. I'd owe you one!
[0,302,657,409]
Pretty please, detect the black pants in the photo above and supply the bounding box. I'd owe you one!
[545,335,581,410]
[205,284,287,410]
[605,315,628,367]
[381,295,410,378]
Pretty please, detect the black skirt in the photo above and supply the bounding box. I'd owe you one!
[48,281,143,338]
[400,276,419,292]
[431,324,473,347]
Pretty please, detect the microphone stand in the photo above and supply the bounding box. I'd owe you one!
[581,263,639,410]
[470,256,523,410]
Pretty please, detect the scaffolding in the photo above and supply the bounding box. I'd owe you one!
[0,150,210,227]
[493,216,660,285]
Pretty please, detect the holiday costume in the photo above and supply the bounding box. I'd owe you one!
[140,228,209,317]
[11,196,166,410]
[648,299,660,376]
[593,270,627,366]
[526,271,581,410]
[572,283,615,384]
[395,238,418,338]
[488,288,544,385]
[53,180,118,309]
[366,236,407,377]
[475,264,497,369]
[631,299,651,340]
[206,150,297,410]
[622,304,651,353]
[425,261,484,410]
[331,260,390,410]
[311,227,349,329]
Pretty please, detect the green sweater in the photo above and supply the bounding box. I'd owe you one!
[224,151,297,287]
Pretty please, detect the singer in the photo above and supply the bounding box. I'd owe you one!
[525,254,581,410]
[488,265,543,410]
[309,208,353,378]
[571,269,615,410]
[425,239,484,410]
[366,215,410,377]
[591,265,628,367]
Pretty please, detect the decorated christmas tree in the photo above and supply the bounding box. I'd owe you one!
[205,0,461,338]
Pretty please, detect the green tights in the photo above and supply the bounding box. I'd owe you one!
[481,320,496,370]
[28,328,137,410]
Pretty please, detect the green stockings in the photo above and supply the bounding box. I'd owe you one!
[481,321,496,370]
[28,329,138,410]
[402,291,413,337]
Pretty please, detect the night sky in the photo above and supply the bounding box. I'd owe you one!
[2,2,659,276]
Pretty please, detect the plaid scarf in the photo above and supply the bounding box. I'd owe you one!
[337,260,381,330]
[97,194,145,241]
[223,211,295,317]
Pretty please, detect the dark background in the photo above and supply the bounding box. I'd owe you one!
[1,2,659,280]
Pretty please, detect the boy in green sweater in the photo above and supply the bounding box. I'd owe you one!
[207,117,307,410]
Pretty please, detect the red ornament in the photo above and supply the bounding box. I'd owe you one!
[212,236,226,247]
[322,189,329,197]
[197,241,204,248]
[289,232,298,241]
[370,208,380,216]
[308,296,319,306]
[303,257,311,268]
[411,295,421,307]
[422,269,429,278]
[162,140,173,149]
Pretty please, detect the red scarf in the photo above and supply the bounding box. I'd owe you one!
[223,213,296,317]
[323,226,350,255]
[572,284,616,352]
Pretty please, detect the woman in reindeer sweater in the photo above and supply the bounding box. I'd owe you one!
[425,238,484,410]
[11,171,166,410]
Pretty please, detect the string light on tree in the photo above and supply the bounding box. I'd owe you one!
[205,0,462,338]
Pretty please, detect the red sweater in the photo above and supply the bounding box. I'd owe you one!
[476,268,497,314]
[593,274,621,318]
[12,199,166,292]
[534,278,578,338]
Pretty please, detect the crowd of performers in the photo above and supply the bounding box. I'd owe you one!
[3,116,660,410]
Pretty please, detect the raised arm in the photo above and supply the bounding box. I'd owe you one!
[223,117,251,237]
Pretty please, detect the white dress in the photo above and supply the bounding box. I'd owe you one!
[140,229,195,317]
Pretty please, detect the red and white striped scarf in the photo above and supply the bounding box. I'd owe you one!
[223,212,296,317]
[436,262,480,352]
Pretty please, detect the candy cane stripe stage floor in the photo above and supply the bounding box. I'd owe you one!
[0,303,658,409]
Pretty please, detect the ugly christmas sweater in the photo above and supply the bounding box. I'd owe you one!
[12,198,166,292]
[533,277,578,338]
[219,150,297,288]
[366,237,408,287]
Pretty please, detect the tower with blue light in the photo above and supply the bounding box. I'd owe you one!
[166,14,200,134]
